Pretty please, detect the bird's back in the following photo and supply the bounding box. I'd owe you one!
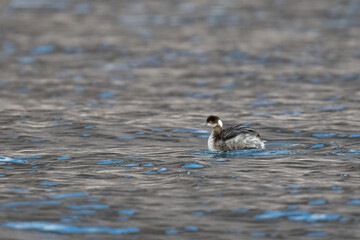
[209,124,264,151]
[217,125,261,142]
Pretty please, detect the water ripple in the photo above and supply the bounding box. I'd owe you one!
[191,149,294,156]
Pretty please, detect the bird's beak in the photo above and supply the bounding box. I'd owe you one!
[201,122,207,126]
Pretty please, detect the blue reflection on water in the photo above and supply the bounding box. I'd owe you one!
[308,200,326,205]
[152,129,164,132]
[289,213,339,222]
[192,211,204,216]
[1,40,16,56]
[312,133,337,137]
[255,210,339,222]
[172,129,210,133]
[1,222,140,234]
[165,229,179,235]
[157,168,168,172]
[10,188,28,193]
[251,150,294,156]
[99,92,115,99]
[266,143,300,146]
[31,45,56,55]
[318,105,344,111]
[347,199,360,205]
[3,201,61,207]
[191,149,293,156]
[185,226,198,231]
[0,156,27,164]
[207,158,227,162]
[120,209,136,215]
[122,163,139,167]
[251,101,277,107]
[51,193,88,199]
[197,135,210,138]
[18,57,35,64]
[333,152,353,158]
[348,149,360,154]
[349,134,360,138]
[98,160,124,165]
[251,232,265,237]
[117,136,134,140]
[9,1,68,10]
[307,232,326,237]
[67,205,109,210]
[311,144,324,148]
[143,163,154,167]
[182,163,204,169]
[75,3,90,14]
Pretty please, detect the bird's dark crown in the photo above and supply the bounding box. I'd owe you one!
[206,115,220,123]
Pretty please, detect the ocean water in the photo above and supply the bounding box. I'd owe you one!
[1,0,360,239]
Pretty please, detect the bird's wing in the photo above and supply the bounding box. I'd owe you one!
[219,125,261,141]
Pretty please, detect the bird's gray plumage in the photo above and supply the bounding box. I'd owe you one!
[216,125,261,142]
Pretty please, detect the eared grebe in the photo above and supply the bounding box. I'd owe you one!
[204,115,265,151]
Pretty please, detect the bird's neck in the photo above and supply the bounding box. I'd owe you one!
[211,126,222,136]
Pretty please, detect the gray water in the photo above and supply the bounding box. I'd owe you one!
[1,0,360,239]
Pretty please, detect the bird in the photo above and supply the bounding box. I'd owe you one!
[204,115,265,151]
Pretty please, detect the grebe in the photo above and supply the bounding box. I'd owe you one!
[204,115,265,151]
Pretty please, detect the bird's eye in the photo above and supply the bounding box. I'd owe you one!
[209,121,212,123]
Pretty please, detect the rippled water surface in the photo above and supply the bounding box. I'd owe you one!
[1,0,360,239]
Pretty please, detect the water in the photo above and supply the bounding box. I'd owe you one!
[1,0,360,239]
